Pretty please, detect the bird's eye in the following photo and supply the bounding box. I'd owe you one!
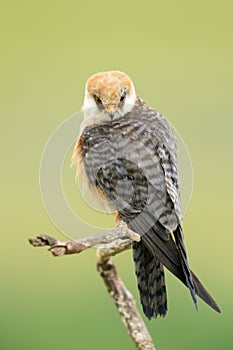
[120,92,126,103]
[94,95,102,105]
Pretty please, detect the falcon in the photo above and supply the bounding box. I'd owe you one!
[72,71,220,319]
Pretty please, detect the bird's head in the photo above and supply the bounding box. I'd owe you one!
[81,71,137,127]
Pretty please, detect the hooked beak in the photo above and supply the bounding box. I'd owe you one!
[105,104,117,120]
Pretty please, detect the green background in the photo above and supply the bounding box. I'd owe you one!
[1,0,233,349]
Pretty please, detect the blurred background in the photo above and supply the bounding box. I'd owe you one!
[1,0,233,349]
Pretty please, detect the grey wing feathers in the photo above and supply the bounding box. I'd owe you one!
[157,144,182,223]
[96,164,220,313]
[133,218,220,313]
[81,103,221,315]
[173,225,197,309]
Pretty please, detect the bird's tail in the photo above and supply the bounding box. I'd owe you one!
[132,241,167,319]
[128,212,221,315]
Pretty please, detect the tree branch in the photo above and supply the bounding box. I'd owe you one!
[29,225,156,350]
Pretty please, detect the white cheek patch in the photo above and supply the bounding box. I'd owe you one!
[122,85,137,114]
[82,92,96,112]
[81,93,110,132]
[123,95,136,114]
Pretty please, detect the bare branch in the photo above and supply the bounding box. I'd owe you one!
[29,225,156,350]
[28,221,137,256]
[97,241,156,350]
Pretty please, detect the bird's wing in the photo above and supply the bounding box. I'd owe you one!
[157,144,182,222]
[156,142,218,310]
[95,159,220,313]
[156,143,197,305]
[140,219,220,312]
[81,111,220,313]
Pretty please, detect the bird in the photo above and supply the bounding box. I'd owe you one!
[72,70,221,319]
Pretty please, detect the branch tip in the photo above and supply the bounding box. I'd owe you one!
[28,225,155,349]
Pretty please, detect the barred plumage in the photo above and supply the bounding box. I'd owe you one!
[73,71,221,318]
[133,241,167,318]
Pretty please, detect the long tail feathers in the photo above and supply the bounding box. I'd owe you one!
[127,213,221,315]
[191,271,221,313]
[173,225,197,309]
[132,241,167,319]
